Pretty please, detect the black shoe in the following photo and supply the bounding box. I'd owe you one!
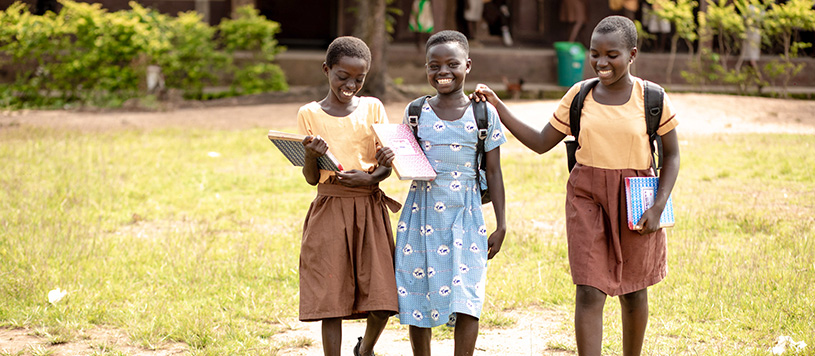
[353,336,375,356]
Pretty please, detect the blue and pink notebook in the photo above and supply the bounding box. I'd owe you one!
[625,176,675,230]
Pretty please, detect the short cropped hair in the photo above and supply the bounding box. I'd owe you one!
[593,15,638,50]
[325,36,372,68]
[425,30,469,55]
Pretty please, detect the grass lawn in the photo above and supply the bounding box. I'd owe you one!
[1,125,813,355]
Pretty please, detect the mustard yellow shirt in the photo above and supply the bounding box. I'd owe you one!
[550,78,678,170]
[297,96,389,183]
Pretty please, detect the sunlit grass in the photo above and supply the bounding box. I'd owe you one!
[1,125,813,355]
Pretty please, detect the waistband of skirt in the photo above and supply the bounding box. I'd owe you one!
[317,182,402,213]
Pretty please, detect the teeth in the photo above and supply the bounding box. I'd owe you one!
[437,78,452,84]
[598,70,612,75]
[342,91,354,96]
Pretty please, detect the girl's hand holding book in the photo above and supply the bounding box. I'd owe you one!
[375,146,395,168]
[302,135,328,159]
[635,206,664,235]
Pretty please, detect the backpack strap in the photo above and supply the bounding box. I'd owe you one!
[473,98,488,171]
[408,95,431,143]
[643,80,664,174]
[568,78,599,141]
[472,98,491,203]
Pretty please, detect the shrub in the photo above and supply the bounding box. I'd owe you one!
[217,5,287,95]
[0,0,287,109]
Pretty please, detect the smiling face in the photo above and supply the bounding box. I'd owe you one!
[323,55,369,104]
[589,30,637,88]
[425,42,471,95]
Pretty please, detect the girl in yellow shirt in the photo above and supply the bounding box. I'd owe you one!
[472,16,680,356]
[296,36,401,356]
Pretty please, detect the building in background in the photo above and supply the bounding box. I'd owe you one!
[0,0,641,49]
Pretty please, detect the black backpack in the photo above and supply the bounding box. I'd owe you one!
[565,78,665,175]
[408,96,491,204]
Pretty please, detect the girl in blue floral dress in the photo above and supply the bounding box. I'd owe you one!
[383,30,508,356]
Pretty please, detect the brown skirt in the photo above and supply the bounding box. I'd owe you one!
[559,0,587,24]
[299,178,402,321]
[565,164,667,297]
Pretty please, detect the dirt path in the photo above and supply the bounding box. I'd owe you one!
[3,93,815,135]
[1,93,814,356]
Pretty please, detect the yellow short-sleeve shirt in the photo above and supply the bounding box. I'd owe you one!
[297,96,389,183]
[549,77,678,170]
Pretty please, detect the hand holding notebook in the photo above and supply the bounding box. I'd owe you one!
[625,176,675,231]
[268,130,344,171]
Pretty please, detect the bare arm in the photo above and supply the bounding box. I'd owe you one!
[484,146,507,259]
[636,129,680,234]
[301,135,325,186]
[472,84,566,154]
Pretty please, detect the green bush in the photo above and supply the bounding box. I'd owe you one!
[0,0,287,109]
[217,5,287,95]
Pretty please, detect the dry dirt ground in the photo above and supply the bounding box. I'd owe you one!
[1,93,814,356]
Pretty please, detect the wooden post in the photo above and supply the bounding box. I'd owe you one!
[195,0,211,24]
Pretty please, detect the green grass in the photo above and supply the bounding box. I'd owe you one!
[1,126,813,355]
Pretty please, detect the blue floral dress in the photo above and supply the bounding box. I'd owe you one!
[394,100,506,328]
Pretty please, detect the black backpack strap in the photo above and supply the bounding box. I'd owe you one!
[643,80,664,174]
[473,98,488,171]
[568,78,599,140]
[408,95,431,143]
[472,98,491,203]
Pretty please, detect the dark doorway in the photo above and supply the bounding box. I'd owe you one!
[258,0,340,48]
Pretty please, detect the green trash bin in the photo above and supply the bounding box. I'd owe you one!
[554,41,586,87]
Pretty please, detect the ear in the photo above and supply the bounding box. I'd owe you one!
[629,47,638,63]
[466,58,472,74]
[322,62,330,77]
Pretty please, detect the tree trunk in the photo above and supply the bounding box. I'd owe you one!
[353,0,388,100]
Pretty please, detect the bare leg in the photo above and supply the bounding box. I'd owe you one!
[409,325,432,356]
[321,318,342,356]
[620,288,649,356]
[568,20,584,43]
[575,285,606,356]
[454,314,479,356]
[357,311,390,356]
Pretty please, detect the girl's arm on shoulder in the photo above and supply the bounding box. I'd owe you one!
[472,84,565,154]
[637,129,680,234]
[485,147,507,259]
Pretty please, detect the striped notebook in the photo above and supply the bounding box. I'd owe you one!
[268,130,343,171]
[625,176,675,230]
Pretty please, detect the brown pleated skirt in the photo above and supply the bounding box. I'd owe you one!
[299,178,402,322]
[565,164,667,297]
[559,0,587,24]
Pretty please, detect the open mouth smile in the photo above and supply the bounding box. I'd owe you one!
[597,69,612,77]
[437,78,453,84]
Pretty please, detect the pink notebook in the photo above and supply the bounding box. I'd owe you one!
[372,124,436,181]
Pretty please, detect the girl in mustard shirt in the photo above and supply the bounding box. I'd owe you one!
[472,16,680,356]
[296,36,401,356]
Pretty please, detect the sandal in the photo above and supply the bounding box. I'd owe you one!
[353,336,375,356]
